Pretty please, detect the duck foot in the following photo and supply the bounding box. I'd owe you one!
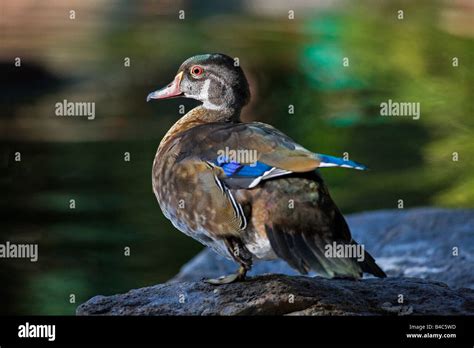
[204,266,247,285]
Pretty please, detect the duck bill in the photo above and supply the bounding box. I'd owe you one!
[147,71,184,101]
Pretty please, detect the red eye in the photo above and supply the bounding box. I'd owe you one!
[190,65,204,77]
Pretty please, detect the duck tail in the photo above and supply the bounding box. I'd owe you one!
[316,154,368,171]
[359,248,387,278]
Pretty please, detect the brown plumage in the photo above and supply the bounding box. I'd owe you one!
[148,53,386,284]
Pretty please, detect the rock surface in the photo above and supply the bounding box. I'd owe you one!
[77,208,474,316]
[77,275,474,315]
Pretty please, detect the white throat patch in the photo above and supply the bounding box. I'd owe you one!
[200,79,224,110]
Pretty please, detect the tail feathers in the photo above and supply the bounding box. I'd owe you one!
[317,154,368,171]
[302,233,363,279]
[265,225,309,274]
[265,225,386,279]
[360,249,387,278]
[266,226,364,279]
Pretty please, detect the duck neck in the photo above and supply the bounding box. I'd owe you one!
[201,103,243,122]
[158,105,241,149]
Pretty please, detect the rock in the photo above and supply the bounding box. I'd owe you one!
[174,208,474,289]
[77,208,474,315]
[77,275,474,315]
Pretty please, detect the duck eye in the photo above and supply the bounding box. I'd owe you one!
[190,65,204,78]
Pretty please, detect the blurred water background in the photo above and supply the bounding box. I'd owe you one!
[0,0,473,314]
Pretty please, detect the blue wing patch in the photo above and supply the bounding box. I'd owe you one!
[211,158,292,189]
[219,161,242,176]
[213,159,273,178]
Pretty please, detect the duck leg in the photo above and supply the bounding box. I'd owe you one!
[205,237,253,285]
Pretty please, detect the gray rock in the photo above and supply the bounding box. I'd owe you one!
[174,208,474,289]
[77,208,474,315]
[77,275,474,315]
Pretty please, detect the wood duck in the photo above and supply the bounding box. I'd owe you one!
[148,53,386,284]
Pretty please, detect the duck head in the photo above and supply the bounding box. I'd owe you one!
[147,53,250,114]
